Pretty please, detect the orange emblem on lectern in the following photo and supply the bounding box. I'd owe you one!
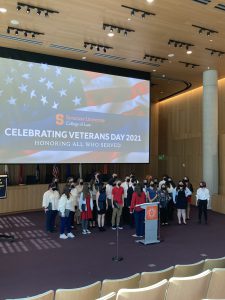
[146,206,158,220]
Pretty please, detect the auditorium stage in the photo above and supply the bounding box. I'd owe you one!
[0,208,225,299]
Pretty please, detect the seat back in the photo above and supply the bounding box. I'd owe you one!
[101,273,140,296]
[55,281,101,300]
[5,290,54,300]
[166,270,212,300]
[173,260,205,277]
[96,292,116,300]
[116,279,168,300]
[139,266,174,288]
[203,256,225,271]
[206,268,225,298]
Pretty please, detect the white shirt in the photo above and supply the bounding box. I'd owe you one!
[106,184,113,200]
[121,181,129,198]
[58,194,74,216]
[42,190,60,210]
[196,188,210,201]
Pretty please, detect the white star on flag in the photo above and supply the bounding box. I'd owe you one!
[39,77,46,83]
[72,96,82,106]
[30,90,37,99]
[40,96,48,105]
[18,83,28,93]
[5,76,13,84]
[59,89,67,97]
[52,101,59,109]
[8,97,16,105]
[46,81,53,90]
[55,67,62,76]
[28,63,34,69]
[68,75,75,84]
[22,73,30,80]
[40,63,50,72]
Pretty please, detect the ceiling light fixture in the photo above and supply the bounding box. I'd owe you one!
[168,39,194,51]
[7,26,44,38]
[83,42,113,53]
[192,24,218,36]
[121,5,156,19]
[16,2,59,17]
[186,50,192,54]
[205,47,225,57]
[179,61,200,68]
[144,54,168,63]
[103,23,135,36]
[0,7,7,13]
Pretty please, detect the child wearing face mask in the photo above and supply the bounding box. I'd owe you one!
[73,178,84,226]
[42,183,60,233]
[196,181,210,224]
[158,184,170,225]
[111,180,124,230]
[173,181,192,224]
[96,184,108,231]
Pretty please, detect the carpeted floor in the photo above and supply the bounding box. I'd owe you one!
[0,207,225,299]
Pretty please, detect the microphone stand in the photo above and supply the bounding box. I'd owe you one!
[112,225,123,262]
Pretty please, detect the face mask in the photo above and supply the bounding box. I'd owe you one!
[118,183,121,186]
[101,188,106,192]
[80,182,83,185]
[126,179,130,183]
[70,184,75,189]
[133,183,137,187]
[112,183,116,186]
[150,184,154,187]
[52,187,57,191]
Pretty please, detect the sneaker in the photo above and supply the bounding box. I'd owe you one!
[82,230,87,235]
[118,226,123,230]
[67,232,75,238]
[59,233,68,239]
[132,234,138,237]
[86,230,91,234]
[112,226,117,230]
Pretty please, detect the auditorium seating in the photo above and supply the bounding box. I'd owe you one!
[206,268,225,299]
[6,257,225,300]
[5,290,54,300]
[139,266,174,288]
[203,256,225,271]
[173,260,205,277]
[116,279,168,300]
[101,273,140,297]
[96,292,116,300]
[54,281,101,300]
[165,270,211,300]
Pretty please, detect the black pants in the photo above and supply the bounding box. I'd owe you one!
[198,200,208,223]
[160,207,168,224]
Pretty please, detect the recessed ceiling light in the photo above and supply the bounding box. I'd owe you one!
[11,19,19,25]
[186,50,192,55]
[152,69,156,72]
[128,18,131,21]
[209,39,213,42]
[207,66,210,70]
[0,8,7,13]
[107,32,114,37]
[162,74,166,78]
[82,56,86,60]
[168,53,174,57]
[146,0,154,3]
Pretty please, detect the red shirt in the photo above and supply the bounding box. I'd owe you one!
[130,192,146,212]
[112,186,124,205]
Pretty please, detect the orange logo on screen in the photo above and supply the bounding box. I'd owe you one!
[146,206,158,221]
[56,114,64,126]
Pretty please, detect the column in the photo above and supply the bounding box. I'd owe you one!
[202,70,218,207]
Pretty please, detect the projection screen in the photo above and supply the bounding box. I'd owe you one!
[0,57,150,163]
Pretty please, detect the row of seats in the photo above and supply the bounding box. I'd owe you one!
[6,256,225,300]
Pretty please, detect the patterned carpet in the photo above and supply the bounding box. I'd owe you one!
[0,207,225,299]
